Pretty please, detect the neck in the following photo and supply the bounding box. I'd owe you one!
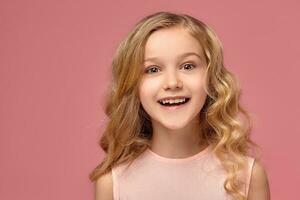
[149,118,208,158]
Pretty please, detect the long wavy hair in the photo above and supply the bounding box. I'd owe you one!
[89,11,260,200]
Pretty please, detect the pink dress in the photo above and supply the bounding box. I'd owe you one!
[112,145,255,200]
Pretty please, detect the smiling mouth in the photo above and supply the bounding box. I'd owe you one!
[157,98,191,106]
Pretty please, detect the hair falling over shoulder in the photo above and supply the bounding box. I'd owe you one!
[89,11,260,200]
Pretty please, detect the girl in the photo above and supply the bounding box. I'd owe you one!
[89,11,270,200]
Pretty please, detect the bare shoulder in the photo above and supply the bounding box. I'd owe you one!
[247,159,271,200]
[95,170,113,200]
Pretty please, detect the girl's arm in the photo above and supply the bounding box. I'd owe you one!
[95,171,114,200]
[247,160,271,200]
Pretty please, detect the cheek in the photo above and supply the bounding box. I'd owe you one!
[186,75,207,103]
[188,74,206,91]
[138,79,160,103]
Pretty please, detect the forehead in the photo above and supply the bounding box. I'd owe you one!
[144,26,204,61]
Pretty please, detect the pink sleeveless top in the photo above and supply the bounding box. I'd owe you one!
[112,145,255,200]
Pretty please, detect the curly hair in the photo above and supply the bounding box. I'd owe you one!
[89,11,260,200]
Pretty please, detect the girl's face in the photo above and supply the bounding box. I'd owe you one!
[139,26,208,130]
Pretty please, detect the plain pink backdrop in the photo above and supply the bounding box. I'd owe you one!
[1,0,299,199]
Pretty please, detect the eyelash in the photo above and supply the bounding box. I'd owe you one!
[145,63,196,74]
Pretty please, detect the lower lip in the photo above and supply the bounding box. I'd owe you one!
[158,101,189,110]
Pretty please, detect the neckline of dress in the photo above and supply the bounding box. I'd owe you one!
[145,144,212,163]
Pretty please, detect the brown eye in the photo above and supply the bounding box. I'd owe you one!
[145,66,160,74]
[182,63,196,70]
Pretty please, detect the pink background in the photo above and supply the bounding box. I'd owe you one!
[1,0,299,199]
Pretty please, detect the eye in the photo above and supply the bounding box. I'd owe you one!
[145,66,160,74]
[182,63,196,70]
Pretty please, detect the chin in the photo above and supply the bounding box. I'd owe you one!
[159,119,191,131]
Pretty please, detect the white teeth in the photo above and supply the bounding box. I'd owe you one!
[159,98,187,105]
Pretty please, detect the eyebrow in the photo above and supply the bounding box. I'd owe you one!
[143,52,203,63]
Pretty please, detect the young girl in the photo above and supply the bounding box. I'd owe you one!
[89,11,270,200]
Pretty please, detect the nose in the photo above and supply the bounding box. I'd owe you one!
[163,70,183,90]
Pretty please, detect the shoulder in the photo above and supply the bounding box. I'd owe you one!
[95,170,113,200]
[247,159,271,200]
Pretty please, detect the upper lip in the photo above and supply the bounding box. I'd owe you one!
[157,96,190,102]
